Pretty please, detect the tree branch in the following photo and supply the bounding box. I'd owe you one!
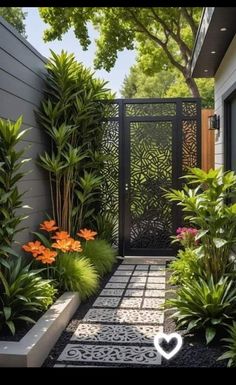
[127,9,186,74]
[150,7,192,58]
[181,7,198,37]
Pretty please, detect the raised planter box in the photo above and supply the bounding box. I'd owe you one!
[0,292,80,367]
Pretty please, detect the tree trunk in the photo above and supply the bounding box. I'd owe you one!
[185,76,200,98]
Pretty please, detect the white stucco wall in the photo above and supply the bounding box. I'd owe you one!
[215,34,236,168]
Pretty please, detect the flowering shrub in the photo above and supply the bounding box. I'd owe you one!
[174,227,198,249]
[22,220,99,296]
[22,221,98,266]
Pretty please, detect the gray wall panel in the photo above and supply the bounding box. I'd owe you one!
[0,17,52,246]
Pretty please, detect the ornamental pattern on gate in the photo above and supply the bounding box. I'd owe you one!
[55,262,166,367]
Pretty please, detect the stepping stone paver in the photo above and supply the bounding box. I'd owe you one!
[100,289,124,296]
[58,344,161,365]
[53,260,167,367]
[142,298,165,309]
[145,289,165,297]
[109,276,130,283]
[135,265,149,271]
[105,282,127,289]
[128,282,146,289]
[146,283,165,289]
[147,277,165,283]
[120,297,142,308]
[132,271,149,276]
[83,308,164,324]
[93,297,121,308]
[117,265,135,270]
[71,323,163,343]
[114,271,133,276]
[130,277,147,283]
[124,289,144,297]
[150,265,165,270]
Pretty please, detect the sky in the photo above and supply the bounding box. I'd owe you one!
[23,7,137,96]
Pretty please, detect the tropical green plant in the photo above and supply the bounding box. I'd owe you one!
[164,168,236,281]
[218,321,236,367]
[0,257,56,335]
[168,248,203,285]
[0,116,30,263]
[55,253,99,299]
[81,239,117,276]
[166,276,236,344]
[37,50,113,236]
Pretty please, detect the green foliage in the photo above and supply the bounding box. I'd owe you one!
[55,253,99,299]
[164,168,236,282]
[94,213,118,245]
[81,239,116,276]
[0,7,27,37]
[0,258,56,335]
[0,117,30,262]
[39,7,203,97]
[37,50,113,236]
[218,322,236,367]
[167,276,236,344]
[168,248,203,285]
[121,65,214,108]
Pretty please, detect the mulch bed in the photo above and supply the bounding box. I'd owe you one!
[162,269,227,367]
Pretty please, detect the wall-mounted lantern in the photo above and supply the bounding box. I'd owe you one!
[208,114,220,131]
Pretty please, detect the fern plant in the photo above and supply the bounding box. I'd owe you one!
[0,116,30,263]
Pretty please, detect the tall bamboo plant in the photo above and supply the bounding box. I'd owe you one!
[0,116,30,263]
[38,50,113,235]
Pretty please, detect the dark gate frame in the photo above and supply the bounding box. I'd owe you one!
[101,98,201,257]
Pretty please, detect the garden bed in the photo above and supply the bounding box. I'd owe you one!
[0,292,80,367]
[162,270,227,367]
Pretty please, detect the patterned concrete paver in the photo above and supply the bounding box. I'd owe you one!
[54,261,166,367]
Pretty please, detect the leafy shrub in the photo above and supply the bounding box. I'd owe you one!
[218,321,236,367]
[168,248,203,285]
[0,258,56,335]
[81,239,116,275]
[0,116,30,262]
[55,253,99,299]
[166,276,236,344]
[165,168,236,281]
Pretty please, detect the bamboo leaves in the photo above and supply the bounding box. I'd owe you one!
[38,50,112,235]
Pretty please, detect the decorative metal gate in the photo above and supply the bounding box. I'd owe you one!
[100,98,201,256]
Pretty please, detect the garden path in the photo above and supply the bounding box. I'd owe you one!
[54,259,166,367]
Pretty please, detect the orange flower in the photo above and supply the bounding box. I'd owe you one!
[77,228,97,241]
[70,240,82,252]
[51,231,70,240]
[36,248,57,264]
[52,238,73,253]
[22,241,45,258]
[40,220,58,232]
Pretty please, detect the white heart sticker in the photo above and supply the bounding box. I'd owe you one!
[154,332,183,360]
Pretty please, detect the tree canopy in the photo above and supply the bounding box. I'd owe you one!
[0,7,27,37]
[39,7,206,97]
[121,64,214,108]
